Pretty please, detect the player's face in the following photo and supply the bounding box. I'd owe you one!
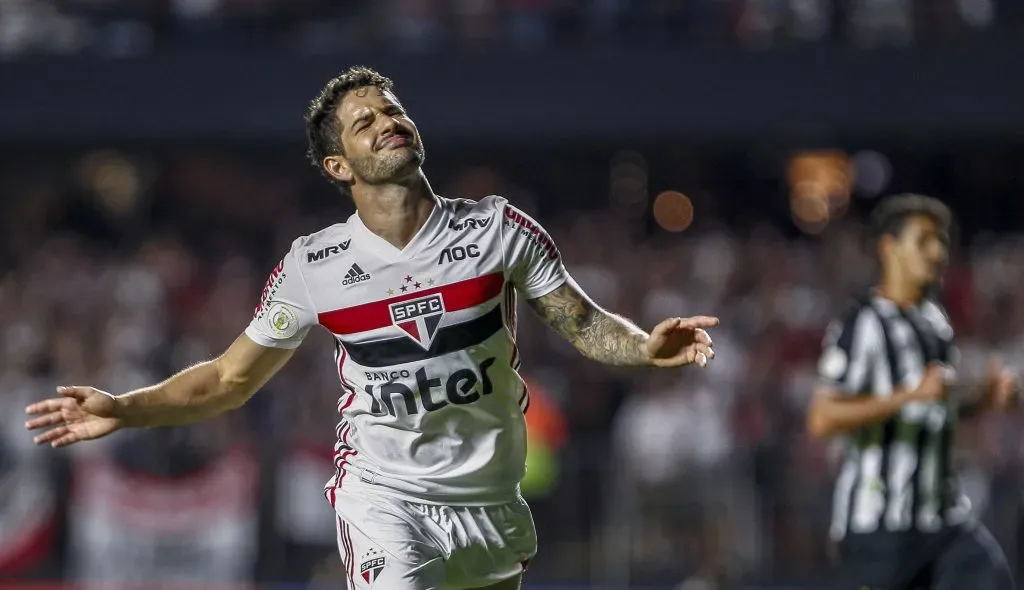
[887,214,950,287]
[324,86,425,187]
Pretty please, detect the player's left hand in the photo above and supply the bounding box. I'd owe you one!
[644,316,719,368]
[986,357,1021,411]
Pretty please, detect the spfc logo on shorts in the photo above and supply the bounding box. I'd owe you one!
[360,549,386,585]
[389,293,445,350]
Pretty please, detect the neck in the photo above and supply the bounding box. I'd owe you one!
[877,272,925,308]
[352,171,436,249]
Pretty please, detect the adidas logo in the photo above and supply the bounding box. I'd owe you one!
[342,263,372,286]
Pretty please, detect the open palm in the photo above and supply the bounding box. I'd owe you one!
[25,386,123,448]
[645,315,719,368]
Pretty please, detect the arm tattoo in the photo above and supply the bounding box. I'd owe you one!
[526,282,650,366]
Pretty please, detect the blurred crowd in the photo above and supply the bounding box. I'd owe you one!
[1,145,1024,589]
[2,0,1024,57]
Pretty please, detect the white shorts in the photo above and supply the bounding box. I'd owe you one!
[330,487,538,590]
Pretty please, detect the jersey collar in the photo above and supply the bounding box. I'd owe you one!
[349,196,444,263]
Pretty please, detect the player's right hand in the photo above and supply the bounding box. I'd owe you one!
[25,386,123,448]
[910,363,951,403]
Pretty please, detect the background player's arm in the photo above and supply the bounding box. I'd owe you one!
[806,306,947,438]
[807,367,944,438]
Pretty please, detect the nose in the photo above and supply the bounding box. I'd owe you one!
[381,114,398,129]
[379,112,404,133]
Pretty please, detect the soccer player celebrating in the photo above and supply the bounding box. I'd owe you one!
[25,66,718,590]
[807,194,1019,590]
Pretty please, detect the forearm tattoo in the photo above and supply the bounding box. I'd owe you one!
[526,283,649,366]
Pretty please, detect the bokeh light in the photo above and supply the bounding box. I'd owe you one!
[852,150,892,198]
[76,150,142,217]
[787,150,853,234]
[652,191,694,232]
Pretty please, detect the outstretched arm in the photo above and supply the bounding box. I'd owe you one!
[27,244,318,449]
[525,279,717,368]
[526,280,647,365]
[26,334,294,447]
[116,333,294,427]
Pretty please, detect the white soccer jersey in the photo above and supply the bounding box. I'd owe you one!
[245,195,568,505]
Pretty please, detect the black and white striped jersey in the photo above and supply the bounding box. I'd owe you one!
[818,294,971,540]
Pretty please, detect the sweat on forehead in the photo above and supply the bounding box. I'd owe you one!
[338,89,401,116]
[348,86,401,102]
[353,86,380,98]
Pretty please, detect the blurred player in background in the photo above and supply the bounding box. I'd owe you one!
[25,66,718,590]
[807,194,1019,590]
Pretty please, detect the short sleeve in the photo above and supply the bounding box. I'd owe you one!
[245,248,318,349]
[818,306,882,396]
[500,203,569,299]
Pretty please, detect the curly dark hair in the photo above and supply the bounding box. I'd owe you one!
[869,193,953,245]
[305,66,395,190]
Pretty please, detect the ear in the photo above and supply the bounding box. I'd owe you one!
[323,155,353,184]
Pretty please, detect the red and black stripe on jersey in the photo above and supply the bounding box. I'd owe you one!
[317,272,506,367]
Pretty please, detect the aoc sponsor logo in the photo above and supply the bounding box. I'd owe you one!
[437,244,480,265]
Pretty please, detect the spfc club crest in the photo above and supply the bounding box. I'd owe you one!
[359,548,386,585]
[389,293,446,350]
